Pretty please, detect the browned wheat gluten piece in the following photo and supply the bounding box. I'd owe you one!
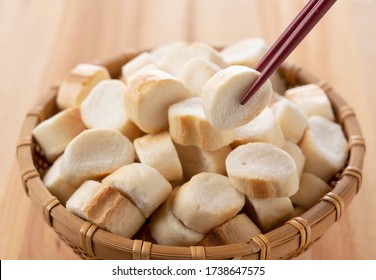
[133,132,183,182]
[102,163,172,218]
[124,68,191,134]
[168,97,235,151]
[57,64,110,110]
[66,181,145,238]
[199,213,261,246]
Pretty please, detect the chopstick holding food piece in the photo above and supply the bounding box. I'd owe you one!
[240,0,337,105]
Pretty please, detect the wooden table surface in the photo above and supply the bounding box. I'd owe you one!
[0,0,375,260]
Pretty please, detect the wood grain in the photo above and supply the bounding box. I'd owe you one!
[0,0,375,260]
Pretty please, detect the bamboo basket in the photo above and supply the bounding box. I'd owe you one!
[16,50,365,260]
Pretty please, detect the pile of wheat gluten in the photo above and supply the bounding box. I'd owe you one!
[33,38,348,245]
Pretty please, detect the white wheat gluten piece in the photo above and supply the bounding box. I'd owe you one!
[124,68,191,134]
[171,172,245,234]
[220,38,268,68]
[285,84,335,121]
[244,196,294,232]
[42,155,77,205]
[160,42,226,76]
[57,64,110,110]
[271,98,309,143]
[231,107,285,148]
[202,65,273,130]
[60,128,135,187]
[150,41,188,63]
[66,181,145,238]
[282,141,306,178]
[226,142,299,198]
[102,163,172,218]
[80,79,143,141]
[300,116,348,182]
[168,97,235,151]
[199,213,261,246]
[175,143,231,180]
[178,57,222,96]
[290,173,332,210]
[149,188,205,246]
[133,132,183,182]
[32,107,86,162]
[121,52,158,83]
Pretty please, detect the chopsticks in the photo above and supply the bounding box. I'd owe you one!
[240,0,337,105]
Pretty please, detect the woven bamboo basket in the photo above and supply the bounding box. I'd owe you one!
[17,50,366,260]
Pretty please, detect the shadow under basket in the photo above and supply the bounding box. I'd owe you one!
[16,50,366,260]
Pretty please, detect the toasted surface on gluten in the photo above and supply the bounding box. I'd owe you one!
[57,64,110,110]
[244,196,294,232]
[124,68,191,134]
[175,143,231,180]
[66,181,145,238]
[134,132,183,182]
[168,97,235,151]
[199,213,261,246]
[102,163,172,219]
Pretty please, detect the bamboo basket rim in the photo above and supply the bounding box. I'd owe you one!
[16,50,366,260]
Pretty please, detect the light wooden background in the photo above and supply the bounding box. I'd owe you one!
[0,0,375,260]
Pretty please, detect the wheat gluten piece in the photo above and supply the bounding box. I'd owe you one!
[271,98,309,143]
[219,37,287,94]
[102,163,172,218]
[160,42,226,76]
[244,196,294,232]
[168,97,235,151]
[226,142,299,198]
[171,172,245,234]
[300,116,348,182]
[282,141,306,178]
[199,213,261,246]
[121,52,158,83]
[178,57,222,96]
[202,65,273,130]
[57,64,110,110]
[175,144,231,180]
[66,181,145,238]
[60,128,135,187]
[285,84,335,121]
[220,38,268,69]
[124,68,191,134]
[80,79,143,141]
[149,188,205,246]
[231,107,285,148]
[133,132,183,182]
[150,41,188,63]
[290,173,332,210]
[42,155,77,205]
[32,107,86,162]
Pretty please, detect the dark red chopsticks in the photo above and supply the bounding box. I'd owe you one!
[240,0,337,105]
